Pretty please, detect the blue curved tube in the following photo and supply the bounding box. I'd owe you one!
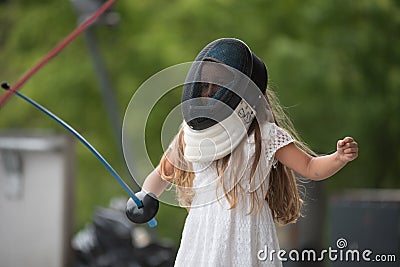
[13,90,157,227]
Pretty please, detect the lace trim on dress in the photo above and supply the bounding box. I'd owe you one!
[265,123,294,163]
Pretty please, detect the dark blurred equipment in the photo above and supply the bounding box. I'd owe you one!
[72,198,174,267]
[330,189,400,267]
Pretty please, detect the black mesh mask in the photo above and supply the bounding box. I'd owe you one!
[182,38,268,130]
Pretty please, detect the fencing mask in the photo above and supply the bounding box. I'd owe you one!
[181,38,269,162]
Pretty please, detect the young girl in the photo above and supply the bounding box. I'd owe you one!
[126,38,358,266]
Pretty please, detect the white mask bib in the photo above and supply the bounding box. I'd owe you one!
[184,100,256,162]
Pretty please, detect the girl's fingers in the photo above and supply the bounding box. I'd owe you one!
[337,140,345,147]
[343,137,354,143]
[344,147,358,154]
[344,142,358,149]
[338,137,354,148]
[338,139,357,149]
[337,137,358,163]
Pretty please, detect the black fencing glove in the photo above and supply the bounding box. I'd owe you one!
[126,191,159,224]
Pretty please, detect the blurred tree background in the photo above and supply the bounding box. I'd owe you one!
[0,0,399,249]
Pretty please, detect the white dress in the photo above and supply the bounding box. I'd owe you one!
[174,122,293,267]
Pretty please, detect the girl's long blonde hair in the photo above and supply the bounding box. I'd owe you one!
[160,87,315,225]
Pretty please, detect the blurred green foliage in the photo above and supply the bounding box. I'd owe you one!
[0,0,399,247]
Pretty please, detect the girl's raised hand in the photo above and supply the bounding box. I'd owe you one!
[337,137,358,163]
